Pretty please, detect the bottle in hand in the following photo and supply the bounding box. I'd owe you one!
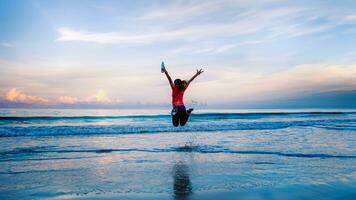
[161,61,166,73]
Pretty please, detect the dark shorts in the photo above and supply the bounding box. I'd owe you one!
[171,105,189,127]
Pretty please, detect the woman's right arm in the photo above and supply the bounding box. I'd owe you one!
[164,69,174,88]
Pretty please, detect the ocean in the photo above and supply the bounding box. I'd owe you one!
[0,108,355,199]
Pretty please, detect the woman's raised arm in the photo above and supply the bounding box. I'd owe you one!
[163,68,174,89]
[186,68,204,88]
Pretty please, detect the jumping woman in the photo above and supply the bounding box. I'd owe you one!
[161,62,204,126]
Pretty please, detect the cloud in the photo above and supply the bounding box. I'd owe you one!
[0,58,164,105]
[56,2,346,46]
[345,15,356,21]
[169,40,264,55]
[86,89,111,103]
[137,1,224,20]
[194,64,356,103]
[57,90,112,105]
[56,27,188,44]
[58,96,79,104]
[1,57,355,106]
[4,88,49,104]
[2,87,114,106]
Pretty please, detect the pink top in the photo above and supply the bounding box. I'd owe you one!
[172,86,185,106]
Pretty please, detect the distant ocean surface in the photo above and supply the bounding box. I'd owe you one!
[0,108,355,199]
[1,109,356,137]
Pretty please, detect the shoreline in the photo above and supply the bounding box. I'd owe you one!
[6,181,352,200]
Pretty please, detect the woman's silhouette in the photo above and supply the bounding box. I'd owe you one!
[162,62,203,126]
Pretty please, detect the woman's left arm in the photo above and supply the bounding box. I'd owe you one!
[186,68,204,88]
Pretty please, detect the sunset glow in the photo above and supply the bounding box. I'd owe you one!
[0,0,355,108]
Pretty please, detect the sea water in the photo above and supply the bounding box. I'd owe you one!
[0,109,355,199]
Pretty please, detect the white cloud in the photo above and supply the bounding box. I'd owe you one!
[345,15,356,21]
[214,40,264,53]
[193,64,356,103]
[56,27,189,44]
[137,1,225,20]
[169,40,264,55]
[0,59,161,104]
[58,90,113,104]
[85,89,111,103]
[58,96,79,104]
[56,2,345,46]
[1,61,356,105]
[4,88,49,104]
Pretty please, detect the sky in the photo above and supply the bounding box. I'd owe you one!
[0,0,356,108]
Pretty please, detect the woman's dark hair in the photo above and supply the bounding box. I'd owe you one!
[174,79,185,91]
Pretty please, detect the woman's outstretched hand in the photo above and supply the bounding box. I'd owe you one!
[187,68,204,86]
[196,68,204,75]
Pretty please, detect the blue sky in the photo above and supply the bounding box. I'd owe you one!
[0,0,355,107]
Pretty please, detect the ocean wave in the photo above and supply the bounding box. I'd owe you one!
[0,118,355,137]
[1,145,355,159]
[0,156,97,162]
[1,112,355,137]
[0,111,354,121]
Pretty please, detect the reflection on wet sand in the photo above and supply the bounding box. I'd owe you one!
[173,161,192,200]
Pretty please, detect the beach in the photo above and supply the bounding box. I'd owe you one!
[0,109,355,199]
[2,0,356,199]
